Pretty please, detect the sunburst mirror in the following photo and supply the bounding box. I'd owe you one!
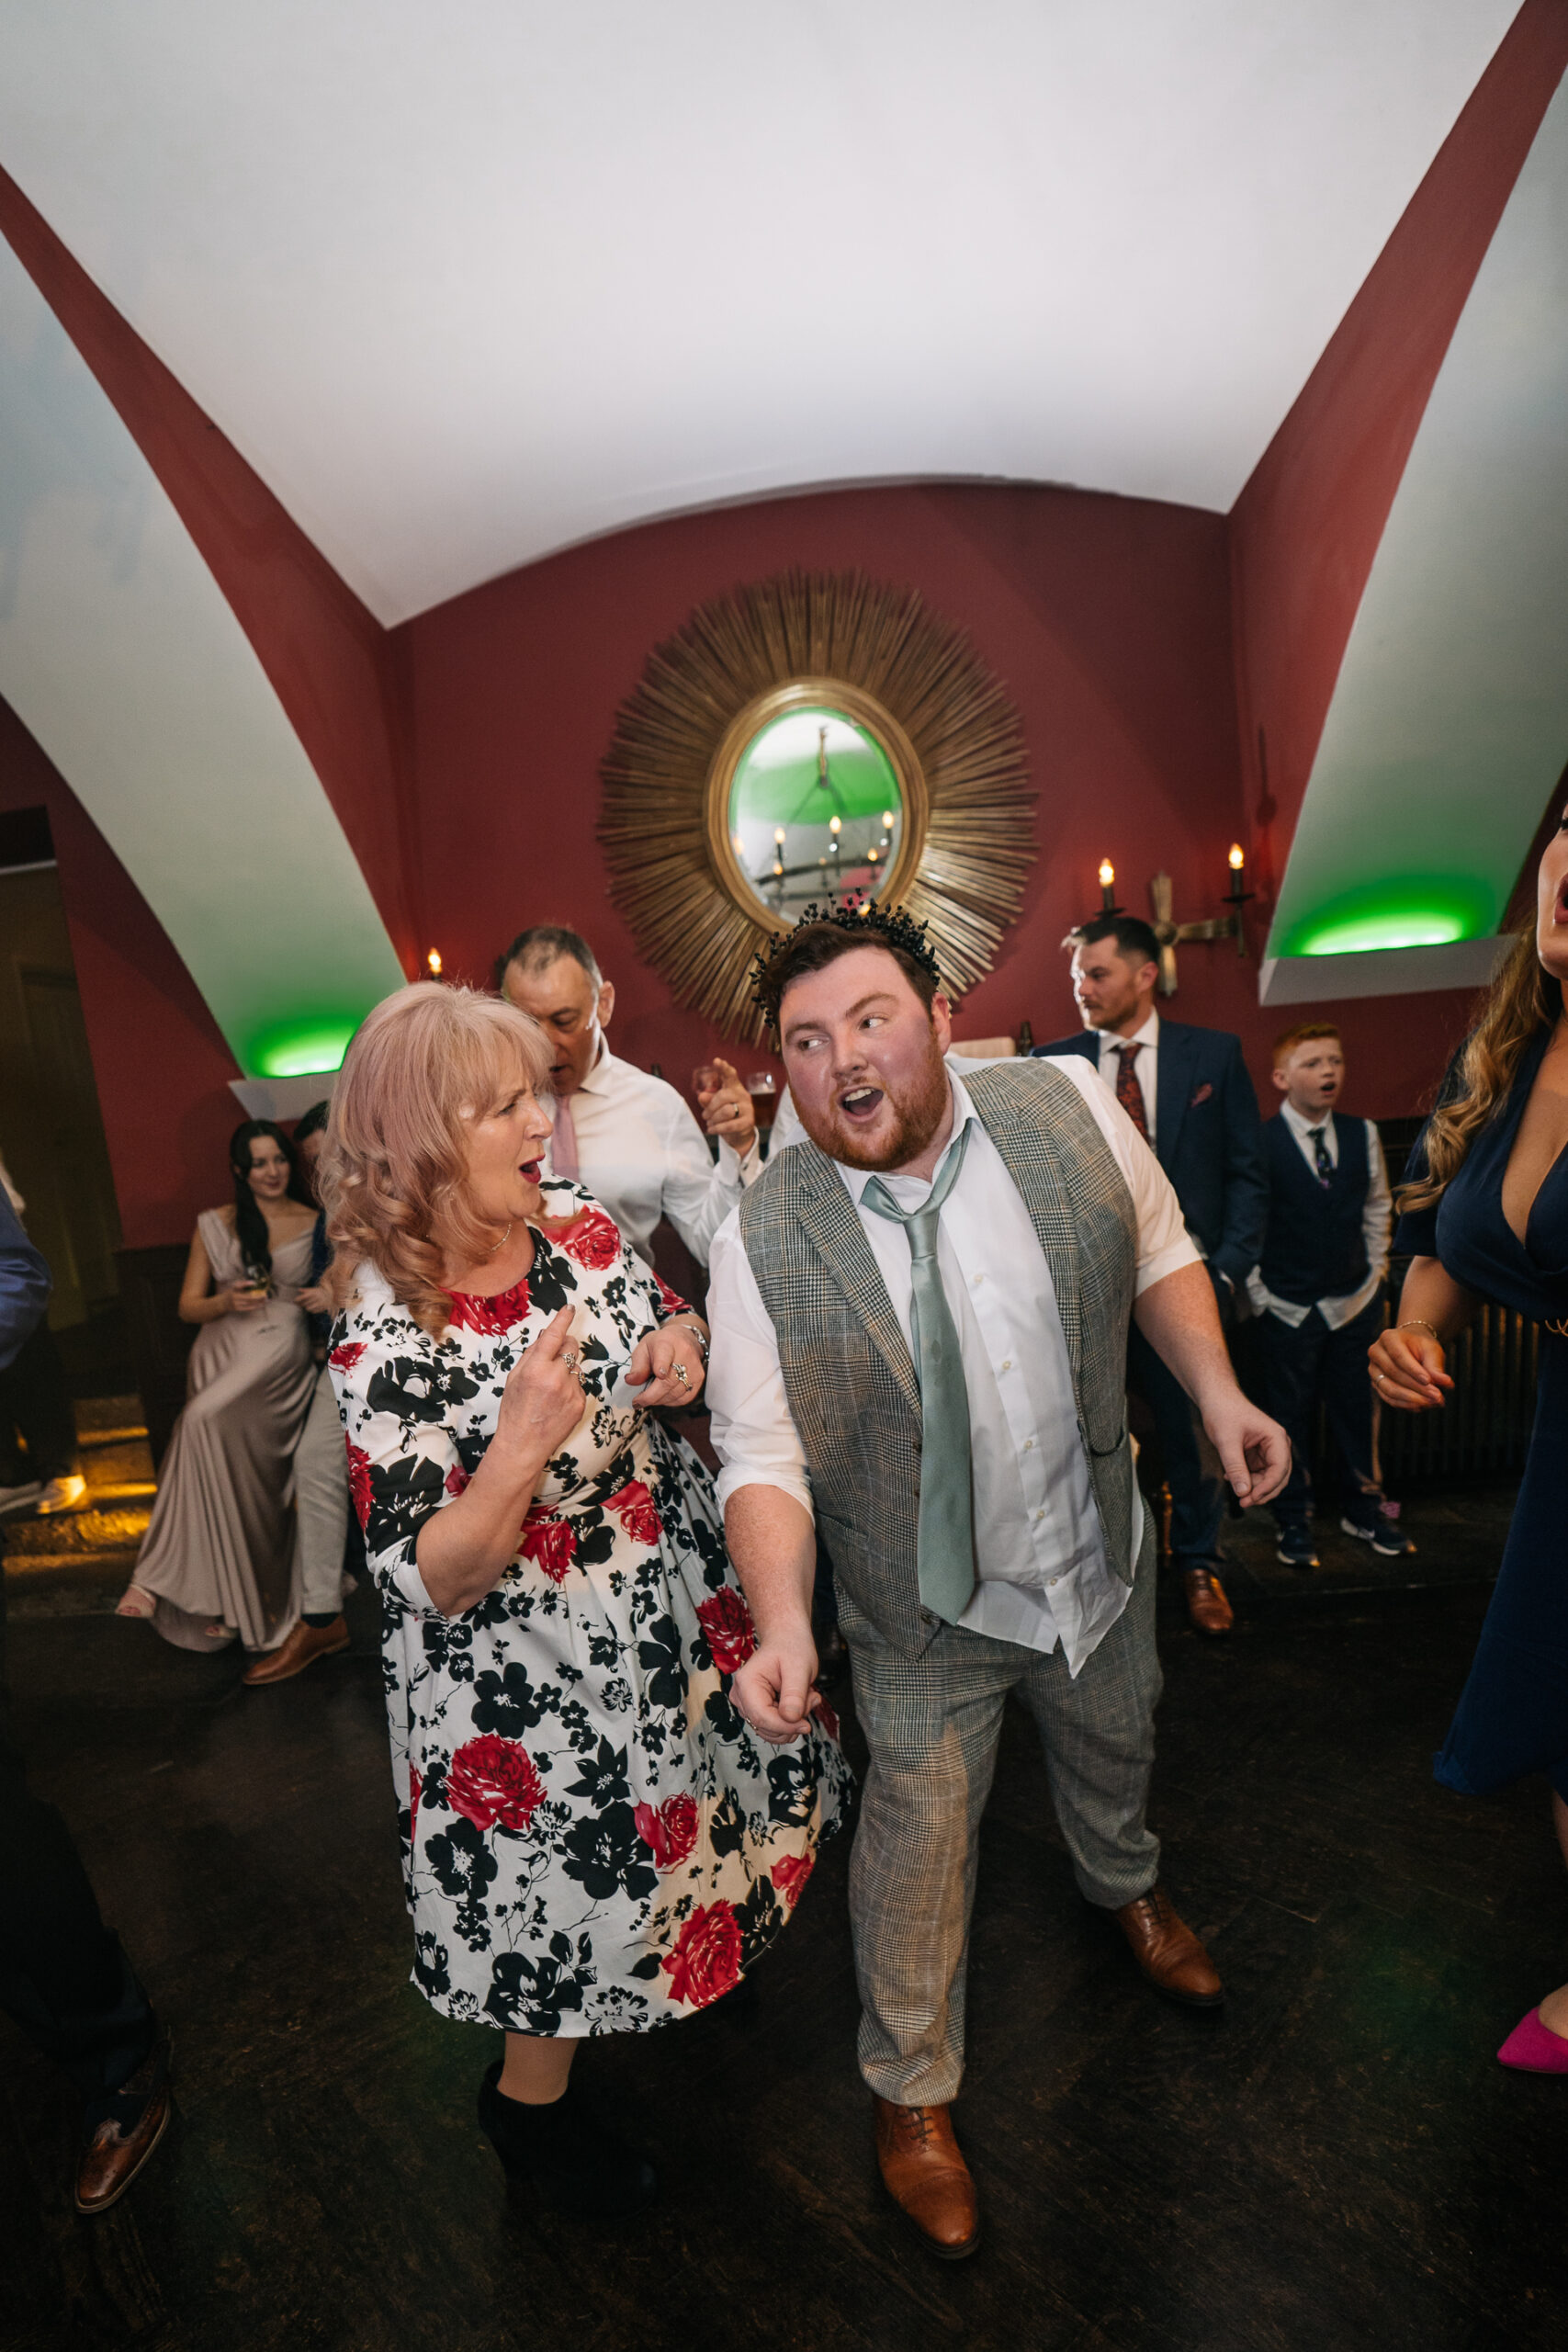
[599,570,1034,1044]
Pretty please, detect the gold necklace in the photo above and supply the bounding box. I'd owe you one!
[485,1221,513,1258]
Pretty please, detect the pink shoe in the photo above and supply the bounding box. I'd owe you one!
[1497,2008,1568,2073]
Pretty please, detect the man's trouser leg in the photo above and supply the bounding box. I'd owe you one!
[1126,1325,1225,1570]
[0,1320,81,1486]
[1015,1532,1162,1909]
[1320,1295,1386,1527]
[0,1570,154,2100]
[849,1555,1163,2105]
[849,1628,1014,2107]
[1255,1311,1326,1531]
[293,1365,350,1618]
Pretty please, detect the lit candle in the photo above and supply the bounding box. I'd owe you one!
[829,815,842,835]
[426,949,443,976]
[1098,858,1115,889]
[774,826,786,845]
[1228,843,1245,873]
[882,810,895,831]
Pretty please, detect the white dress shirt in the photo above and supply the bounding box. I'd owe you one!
[1247,1102,1392,1331]
[1092,1009,1160,1140]
[542,1042,761,1268]
[707,1060,1199,1676]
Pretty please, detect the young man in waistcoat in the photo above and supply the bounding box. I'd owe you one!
[705,906,1289,2260]
[1248,1023,1409,1570]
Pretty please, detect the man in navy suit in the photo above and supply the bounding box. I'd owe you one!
[1036,915,1269,1634]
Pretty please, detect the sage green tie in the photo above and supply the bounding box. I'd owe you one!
[863,1120,976,1625]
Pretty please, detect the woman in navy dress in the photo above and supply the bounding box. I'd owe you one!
[1371,810,1568,2072]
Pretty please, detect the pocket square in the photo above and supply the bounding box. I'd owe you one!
[1190,1082,1213,1107]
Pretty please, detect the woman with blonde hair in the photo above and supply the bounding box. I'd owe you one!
[1371,812,1568,2072]
[320,983,848,2214]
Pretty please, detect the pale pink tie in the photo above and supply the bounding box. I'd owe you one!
[550,1094,580,1180]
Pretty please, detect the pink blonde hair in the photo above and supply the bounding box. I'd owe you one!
[319,982,552,1336]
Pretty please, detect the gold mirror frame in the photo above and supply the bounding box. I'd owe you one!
[704,679,930,931]
[599,569,1034,1044]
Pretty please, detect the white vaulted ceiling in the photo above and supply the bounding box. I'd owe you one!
[0,0,1519,625]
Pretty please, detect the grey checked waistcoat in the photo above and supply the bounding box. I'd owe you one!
[737,1059,1142,1659]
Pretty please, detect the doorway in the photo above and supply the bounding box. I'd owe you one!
[0,808,125,1351]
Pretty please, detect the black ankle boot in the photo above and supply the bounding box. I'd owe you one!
[477,2063,657,2216]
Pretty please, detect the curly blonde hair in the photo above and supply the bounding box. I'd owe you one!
[319,982,553,1335]
[1398,922,1562,1216]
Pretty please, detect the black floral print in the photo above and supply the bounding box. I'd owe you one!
[331,1182,850,2034]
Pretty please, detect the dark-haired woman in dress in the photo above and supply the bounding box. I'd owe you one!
[1371,811,1568,2071]
[118,1121,319,1655]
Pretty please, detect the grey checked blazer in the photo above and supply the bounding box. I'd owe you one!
[737,1060,1141,1659]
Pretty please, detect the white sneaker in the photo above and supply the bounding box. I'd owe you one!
[0,1479,43,1520]
[37,1474,89,1516]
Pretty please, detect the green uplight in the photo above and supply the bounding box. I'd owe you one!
[1301,910,1468,956]
[1280,878,1495,960]
[250,1022,358,1078]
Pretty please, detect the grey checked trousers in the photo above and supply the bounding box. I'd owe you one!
[847,1544,1161,2106]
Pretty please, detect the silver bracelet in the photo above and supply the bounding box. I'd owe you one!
[1397,1318,1442,1343]
[670,1320,709,1361]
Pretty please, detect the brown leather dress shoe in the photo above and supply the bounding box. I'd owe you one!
[1114,1884,1224,2007]
[873,2098,981,2260]
[1183,1566,1234,1635]
[74,2041,171,2214]
[243,1614,351,1686]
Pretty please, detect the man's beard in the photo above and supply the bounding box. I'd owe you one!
[795,1045,953,1173]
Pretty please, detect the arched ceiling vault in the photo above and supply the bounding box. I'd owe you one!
[1263,58,1568,1002]
[0,1,1519,625]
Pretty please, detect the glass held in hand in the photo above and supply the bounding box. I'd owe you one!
[692,1062,724,1108]
[745,1072,779,1129]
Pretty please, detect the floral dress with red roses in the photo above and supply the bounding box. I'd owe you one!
[329,1181,851,2037]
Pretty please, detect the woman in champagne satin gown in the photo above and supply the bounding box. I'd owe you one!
[120,1123,319,1655]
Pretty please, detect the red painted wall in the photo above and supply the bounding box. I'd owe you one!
[0,695,241,1246]
[397,481,1478,1133]
[1230,0,1568,909]
[7,475,1488,1257]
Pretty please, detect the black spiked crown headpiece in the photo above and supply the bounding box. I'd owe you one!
[749,899,942,1030]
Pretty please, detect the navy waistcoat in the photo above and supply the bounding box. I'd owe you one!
[1258,1113,1371,1306]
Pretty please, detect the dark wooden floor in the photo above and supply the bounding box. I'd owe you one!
[6,1555,1568,2352]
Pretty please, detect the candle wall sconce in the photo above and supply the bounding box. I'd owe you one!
[1147,844,1254,996]
[599,571,1035,1043]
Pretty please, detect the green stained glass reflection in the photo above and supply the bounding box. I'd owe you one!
[728,707,904,917]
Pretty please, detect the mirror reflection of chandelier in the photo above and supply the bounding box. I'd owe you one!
[728,707,907,918]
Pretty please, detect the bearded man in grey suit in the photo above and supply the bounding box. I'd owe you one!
[705,907,1288,2261]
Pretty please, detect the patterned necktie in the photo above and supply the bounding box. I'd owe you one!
[1113,1042,1150,1144]
[550,1094,581,1181]
[1313,1126,1334,1189]
[862,1121,976,1626]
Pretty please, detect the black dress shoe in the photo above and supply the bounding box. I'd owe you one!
[478,2063,657,2216]
[74,2038,171,2214]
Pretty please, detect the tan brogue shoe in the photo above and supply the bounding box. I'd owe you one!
[1183,1566,1234,1635]
[873,2098,981,2260]
[1114,1883,1224,2007]
[74,2041,171,2214]
[242,1614,350,1687]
